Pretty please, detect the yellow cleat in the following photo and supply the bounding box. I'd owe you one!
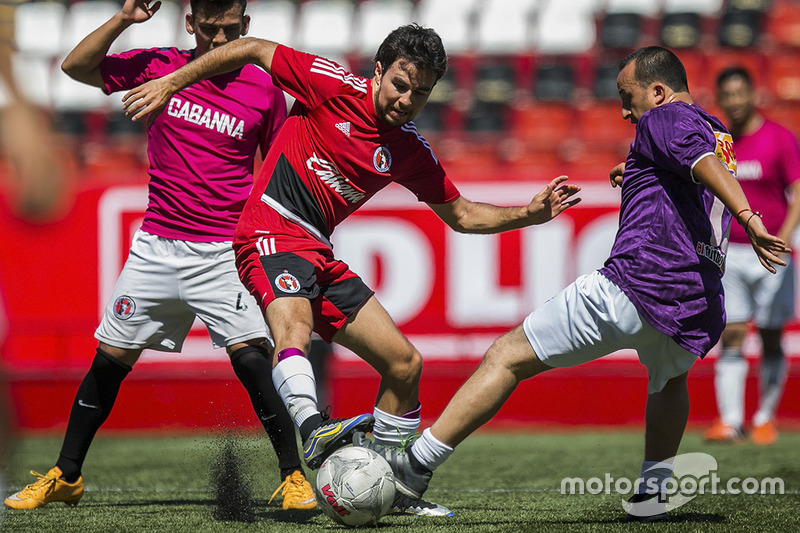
[4,467,83,509]
[269,470,316,510]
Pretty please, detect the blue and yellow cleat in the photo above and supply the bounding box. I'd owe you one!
[303,413,374,469]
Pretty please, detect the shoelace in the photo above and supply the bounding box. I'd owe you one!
[20,470,58,497]
[268,472,310,504]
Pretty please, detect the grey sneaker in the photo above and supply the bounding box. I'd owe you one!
[623,492,669,522]
[352,431,431,499]
[302,413,374,469]
[388,493,454,517]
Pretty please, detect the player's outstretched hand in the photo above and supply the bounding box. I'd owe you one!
[120,0,162,25]
[527,176,581,224]
[122,76,176,122]
[744,214,791,274]
[609,162,625,188]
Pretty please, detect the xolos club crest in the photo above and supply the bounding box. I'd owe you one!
[113,295,136,320]
[275,271,301,293]
[373,146,392,173]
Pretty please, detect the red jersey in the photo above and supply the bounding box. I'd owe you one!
[236,45,460,245]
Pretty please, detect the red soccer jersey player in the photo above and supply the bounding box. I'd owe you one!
[122,24,581,516]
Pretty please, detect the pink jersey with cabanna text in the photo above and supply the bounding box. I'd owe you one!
[101,47,287,241]
[727,118,800,244]
[235,45,460,245]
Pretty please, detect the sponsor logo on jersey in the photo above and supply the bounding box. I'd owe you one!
[307,153,366,203]
[113,295,136,320]
[275,271,301,293]
[712,129,737,175]
[696,241,726,272]
[373,146,392,173]
[735,160,763,181]
[335,121,351,136]
[166,96,245,139]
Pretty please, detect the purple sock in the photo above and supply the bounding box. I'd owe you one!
[276,347,305,362]
[402,403,421,419]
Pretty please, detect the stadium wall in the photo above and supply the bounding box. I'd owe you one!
[2,181,798,432]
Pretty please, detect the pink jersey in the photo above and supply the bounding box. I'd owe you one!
[236,45,460,243]
[729,118,800,244]
[100,47,287,241]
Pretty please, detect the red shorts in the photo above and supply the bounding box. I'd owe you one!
[234,208,373,343]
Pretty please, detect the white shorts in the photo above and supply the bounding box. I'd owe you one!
[522,271,698,394]
[95,230,268,352]
[723,243,795,328]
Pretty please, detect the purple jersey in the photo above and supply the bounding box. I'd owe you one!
[728,119,800,244]
[600,102,734,358]
[100,47,287,242]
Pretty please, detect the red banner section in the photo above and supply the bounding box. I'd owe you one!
[1,181,798,431]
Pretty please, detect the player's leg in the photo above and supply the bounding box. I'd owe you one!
[267,296,374,469]
[707,322,748,441]
[707,244,754,441]
[227,340,315,510]
[3,343,137,510]
[333,295,423,444]
[752,327,785,445]
[750,255,793,444]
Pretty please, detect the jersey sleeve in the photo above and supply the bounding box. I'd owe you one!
[258,76,288,160]
[270,44,368,110]
[100,47,187,94]
[633,106,720,180]
[396,145,460,204]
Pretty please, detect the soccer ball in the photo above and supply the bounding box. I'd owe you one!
[315,446,396,527]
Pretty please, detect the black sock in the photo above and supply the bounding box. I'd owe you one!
[229,345,304,479]
[298,414,323,442]
[56,349,131,482]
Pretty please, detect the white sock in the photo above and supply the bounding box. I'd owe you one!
[753,354,787,427]
[637,460,673,495]
[272,355,318,427]
[714,353,748,429]
[410,428,453,472]
[372,406,420,447]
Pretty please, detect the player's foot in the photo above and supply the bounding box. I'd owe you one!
[387,493,454,517]
[268,470,316,510]
[751,420,778,446]
[703,419,745,443]
[352,431,431,500]
[623,492,669,522]
[303,413,374,469]
[4,467,83,509]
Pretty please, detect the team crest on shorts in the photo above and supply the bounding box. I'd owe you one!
[373,146,392,173]
[275,271,301,293]
[113,295,136,320]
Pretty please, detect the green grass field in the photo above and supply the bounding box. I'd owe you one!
[2,429,798,532]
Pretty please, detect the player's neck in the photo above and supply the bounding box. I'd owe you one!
[734,112,764,137]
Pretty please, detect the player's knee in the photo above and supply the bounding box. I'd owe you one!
[384,347,422,388]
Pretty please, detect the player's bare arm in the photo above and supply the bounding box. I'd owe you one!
[61,0,161,87]
[693,154,790,272]
[428,176,581,234]
[122,37,278,122]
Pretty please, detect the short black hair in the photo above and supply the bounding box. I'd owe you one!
[619,46,689,93]
[716,67,753,90]
[189,0,246,16]
[373,24,447,81]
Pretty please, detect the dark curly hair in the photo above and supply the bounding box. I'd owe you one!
[373,24,447,81]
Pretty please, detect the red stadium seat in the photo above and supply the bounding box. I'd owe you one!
[512,103,576,147]
[766,51,800,102]
[575,104,635,147]
[766,0,800,48]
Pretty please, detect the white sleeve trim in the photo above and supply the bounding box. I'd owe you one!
[689,152,717,184]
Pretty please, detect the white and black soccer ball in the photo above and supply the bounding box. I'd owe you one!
[315,446,396,527]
